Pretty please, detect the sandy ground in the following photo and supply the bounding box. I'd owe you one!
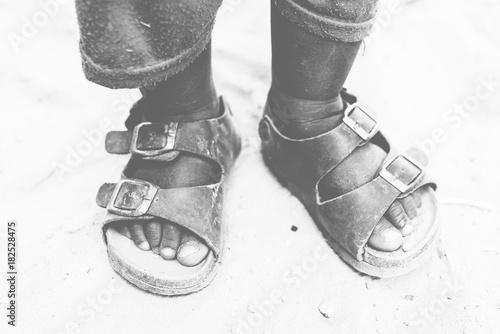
[1,0,500,333]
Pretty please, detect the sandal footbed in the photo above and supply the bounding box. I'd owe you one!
[106,228,221,296]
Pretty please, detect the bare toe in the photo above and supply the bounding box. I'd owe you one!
[144,220,163,254]
[400,196,418,219]
[130,222,150,251]
[385,201,411,230]
[159,222,182,260]
[368,218,403,252]
[116,222,132,239]
[177,232,209,267]
[412,190,423,209]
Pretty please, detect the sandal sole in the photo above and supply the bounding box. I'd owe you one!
[106,227,223,296]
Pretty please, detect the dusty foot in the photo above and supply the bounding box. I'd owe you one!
[318,139,429,252]
[268,92,431,252]
[115,153,219,266]
[113,104,221,267]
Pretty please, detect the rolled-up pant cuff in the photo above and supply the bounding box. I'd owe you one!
[274,0,378,43]
[76,0,222,89]
[80,27,213,89]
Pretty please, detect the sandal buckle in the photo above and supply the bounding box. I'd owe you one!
[343,103,378,143]
[130,122,178,157]
[107,179,158,217]
[379,155,424,193]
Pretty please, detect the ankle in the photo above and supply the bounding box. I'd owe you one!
[143,91,221,123]
[140,44,220,123]
[267,85,345,139]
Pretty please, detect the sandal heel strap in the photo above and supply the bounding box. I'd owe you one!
[260,97,379,189]
[105,97,241,171]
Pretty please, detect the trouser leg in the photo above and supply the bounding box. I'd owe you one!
[75,0,223,89]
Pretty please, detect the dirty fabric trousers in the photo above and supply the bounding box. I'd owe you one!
[76,0,379,89]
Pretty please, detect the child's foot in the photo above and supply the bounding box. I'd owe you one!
[318,139,425,252]
[113,102,221,267]
[266,90,427,252]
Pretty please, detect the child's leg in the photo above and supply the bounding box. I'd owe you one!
[124,46,221,267]
[141,45,220,123]
[76,0,224,267]
[270,0,376,138]
[268,0,428,252]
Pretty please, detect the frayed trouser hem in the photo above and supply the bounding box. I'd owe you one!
[274,0,377,42]
[80,28,213,89]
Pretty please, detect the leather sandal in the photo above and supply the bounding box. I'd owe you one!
[259,90,440,278]
[96,97,241,295]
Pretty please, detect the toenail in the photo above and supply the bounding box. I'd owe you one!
[152,247,160,255]
[381,227,398,238]
[138,241,150,251]
[401,223,415,237]
[178,244,200,258]
[370,227,402,252]
[161,247,176,259]
[402,238,418,252]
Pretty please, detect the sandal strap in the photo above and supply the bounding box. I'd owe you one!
[105,98,239,172]
[261,89,436,260]
[261,102,378,189]
[318,150,436,261]
[96,97,241,258]
[96,179,223,257]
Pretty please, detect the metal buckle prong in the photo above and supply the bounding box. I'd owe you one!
[343,103,379,143]
[379,155,424,193]
[107,179,159,217]
[130,122,178,157]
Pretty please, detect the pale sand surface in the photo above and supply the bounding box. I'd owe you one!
[0,0,499,333]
